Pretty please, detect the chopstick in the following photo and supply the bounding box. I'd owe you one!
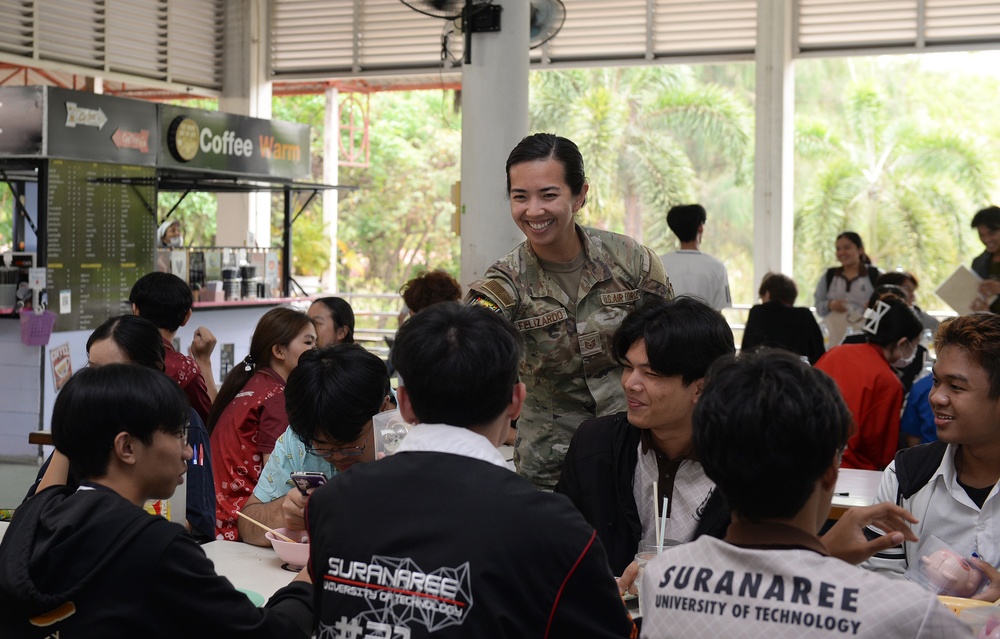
[235,511,296,543]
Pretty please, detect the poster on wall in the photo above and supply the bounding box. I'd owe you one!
[49,342,73,391]
[46,159,156,332]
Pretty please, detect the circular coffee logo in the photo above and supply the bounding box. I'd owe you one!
[168,116,199,162]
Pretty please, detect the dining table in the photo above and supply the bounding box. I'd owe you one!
[829,468,884,519]
[0,520,298,602]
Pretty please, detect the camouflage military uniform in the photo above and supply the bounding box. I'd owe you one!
[467,225,671,489]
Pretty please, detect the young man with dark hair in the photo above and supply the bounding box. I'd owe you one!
[556,297,736,585]
[239,344,392,546]
[129,271,217,420]
[971,206,1000,313]
[865,314,1000,594]
[0,365,312,638]
[307,303,635,638]
[659,204,731,310]
[640,351,969,638]
[741,272,825,364]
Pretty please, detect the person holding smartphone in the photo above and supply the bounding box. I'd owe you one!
[237,345,393,546]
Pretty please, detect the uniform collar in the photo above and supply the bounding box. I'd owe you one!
[395,423,510,469]
[522,225,613,302]
[725,520,828,556]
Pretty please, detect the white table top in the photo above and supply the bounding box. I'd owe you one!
[830,468,884,513]
[202,539,299,601]
[0,520,296,602]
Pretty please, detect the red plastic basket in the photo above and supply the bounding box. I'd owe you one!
[20,309,56,346]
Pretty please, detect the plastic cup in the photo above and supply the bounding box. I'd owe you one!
[636,540,680,616]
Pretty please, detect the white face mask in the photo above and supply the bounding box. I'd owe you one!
[166,235,183,248]
[892,342,917,368]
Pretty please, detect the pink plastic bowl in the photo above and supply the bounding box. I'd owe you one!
[265,528,310,569]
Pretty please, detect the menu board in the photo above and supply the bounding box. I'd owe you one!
[46,159,156,331]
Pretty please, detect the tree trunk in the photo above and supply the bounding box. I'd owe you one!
[624,192,643,243]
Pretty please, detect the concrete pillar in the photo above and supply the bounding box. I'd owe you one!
[753,0,795,289]
[322,86,339,292]
[459,0,529,287]
[218,0,272,248]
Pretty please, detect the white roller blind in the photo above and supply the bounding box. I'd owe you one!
[107,0,168,79]
[271,0,460,76]
[167,0,224,88]
[0,0,222,90]
[270,0,358,74]
[798,1,917,50]
[359,0,454,69]
[0,1,34,58]
[271,0,756,79]
[37,0,105,69]
[653,0,756,56]
[540,0,649,60]
[797,0,1000,53]
[926,0,1000,42]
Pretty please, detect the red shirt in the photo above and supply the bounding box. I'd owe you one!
[162,337,213,423]
[815,342,904,470]
[209,367,288,540]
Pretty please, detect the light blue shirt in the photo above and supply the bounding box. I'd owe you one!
[253,425,336,502]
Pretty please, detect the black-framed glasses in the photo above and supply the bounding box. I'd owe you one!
[305,442,366,458]
[165,424,190,446]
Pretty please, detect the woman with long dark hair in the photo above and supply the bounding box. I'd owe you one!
[814,231,882,346]
[209,307,316,540]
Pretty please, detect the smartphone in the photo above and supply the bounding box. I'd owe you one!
[290,471,327,495]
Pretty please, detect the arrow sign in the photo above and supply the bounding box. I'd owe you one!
[111,128,150,153]
[65,102,108,129]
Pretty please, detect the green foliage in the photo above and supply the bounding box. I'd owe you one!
[0,187,11,252]
[794,55,1000,312]
[334,91,461,293]
[157,191,218,247]
[529,65,756,300]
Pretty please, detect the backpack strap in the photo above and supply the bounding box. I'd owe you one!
[825,268,836,290]
[894,441,948,502]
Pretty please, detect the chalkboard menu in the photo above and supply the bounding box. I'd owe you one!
[46,159,156,331]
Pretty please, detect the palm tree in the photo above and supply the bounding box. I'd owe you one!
[528,67,753,255]
[794,63,995,309]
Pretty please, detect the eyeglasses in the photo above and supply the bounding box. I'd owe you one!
[166,424,190,446]
[305,442,366,458]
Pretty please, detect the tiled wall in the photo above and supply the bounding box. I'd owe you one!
[0,320,42,461]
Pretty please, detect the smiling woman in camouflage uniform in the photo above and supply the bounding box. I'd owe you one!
[467,133,672,489]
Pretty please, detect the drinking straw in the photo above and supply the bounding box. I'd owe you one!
[652,481,661,548]
[658,497,669,553]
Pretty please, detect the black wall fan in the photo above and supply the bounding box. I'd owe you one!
[400,0,567,62]
[399,0,500,64]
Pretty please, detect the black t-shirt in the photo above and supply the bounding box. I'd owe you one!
[957,478,995,509]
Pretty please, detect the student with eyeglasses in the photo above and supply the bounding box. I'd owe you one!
[24,315,216,542]
[237,344,393,547]
[0,365,313,638]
